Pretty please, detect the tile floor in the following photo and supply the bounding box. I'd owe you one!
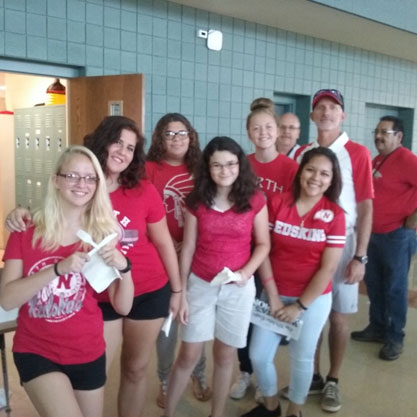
[1,294,417,417]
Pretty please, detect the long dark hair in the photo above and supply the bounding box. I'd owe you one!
[292,147,342,204]
[84,116,146,189]
[187,136,258,213]
[147,113,201,175]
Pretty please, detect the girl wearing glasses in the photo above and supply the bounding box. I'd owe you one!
[164,137,270,417]
[243,148,345,417]
[0,146,134,417]
[5,116,182,417]
[146,113,211,408]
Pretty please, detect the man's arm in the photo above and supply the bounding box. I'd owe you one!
[344,198,373,284]
[405,208,417,229]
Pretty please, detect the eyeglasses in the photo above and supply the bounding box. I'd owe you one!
[164,130,189,140]
[210,161,239,171]
[372,129,398,136]
[57,173,99,185]
[279,125,300,131]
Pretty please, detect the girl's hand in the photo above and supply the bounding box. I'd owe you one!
[98,243,127,271]
[169,292,181,319]
[172,239,182,255]
[276,303,302,323]
[58,252,90,275]
[235,269,249,287]
[268,293,284,317]
[178,295,189,325]
[5,207,32,232]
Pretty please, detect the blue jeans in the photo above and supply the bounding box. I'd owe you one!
[365,227,417,344]
[249,293,331,404]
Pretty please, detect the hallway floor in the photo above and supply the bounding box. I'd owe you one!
[1,294,416,417]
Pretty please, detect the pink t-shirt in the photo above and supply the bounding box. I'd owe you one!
[295,133,374,233]
[372,147,417,233]
[269,192,346,297]
[145,161,194,242]
[248,153,298,201]
[97,180,168,301]
[189,191,266,282]
[3,227,105,365]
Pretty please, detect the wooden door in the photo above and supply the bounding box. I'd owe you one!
[67,74,145,145]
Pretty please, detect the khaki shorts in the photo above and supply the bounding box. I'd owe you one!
[332,233,358,314]
[181,272,256,348]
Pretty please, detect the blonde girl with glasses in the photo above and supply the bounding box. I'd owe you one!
[164,136,270,417]
[146,113,211,408]
[5,116,182,417]
[0,146,134,417]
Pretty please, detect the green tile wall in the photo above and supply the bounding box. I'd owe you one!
[0,0,417,153]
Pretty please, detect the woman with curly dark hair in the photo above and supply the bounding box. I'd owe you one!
[145,113,211,408]
[164,136,270,417]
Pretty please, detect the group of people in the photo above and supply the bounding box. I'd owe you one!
[1,87,416,417]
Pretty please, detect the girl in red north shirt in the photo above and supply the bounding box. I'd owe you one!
[243,147,346,417]
[164,136,270,417]
[231,99,298,400]
[146,113,211,407]
[1,146,133,417]
[246,98,298,201]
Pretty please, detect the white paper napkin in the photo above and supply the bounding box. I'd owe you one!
[210,267,242,286]
[161,311,173,337]
[76,230,121,293]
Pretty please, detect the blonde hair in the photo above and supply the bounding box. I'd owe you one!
[246,97,279,130]
[32,146,118,251]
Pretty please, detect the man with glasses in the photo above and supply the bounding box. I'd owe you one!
[276,113,301,159]
[292,89,374,413]
[351,116,417,361]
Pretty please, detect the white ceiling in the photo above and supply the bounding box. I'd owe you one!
[171,0,417,64]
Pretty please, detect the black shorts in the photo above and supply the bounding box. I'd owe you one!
[99,282,170,321]
[13,352,106,390]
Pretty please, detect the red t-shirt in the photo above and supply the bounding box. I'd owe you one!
[3,227,105,365]
[269,192,346,297]
[295,133,374,232]
[145,161,194,242]
[97,180,168,301]
[248,153,298,201]
[189,191,266,281]
[372,147,417,233]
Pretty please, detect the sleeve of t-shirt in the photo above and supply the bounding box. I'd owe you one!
[267,193,285,230]
[3,230,24,261]
[251,190,267,214]
[349,143,374,202]
[403,151,417,188]
[144,182,166,224]
[325,206,346,248]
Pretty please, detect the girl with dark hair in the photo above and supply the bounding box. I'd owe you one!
[146,113,211,408]
[164,137,270,417]
[243,147,346,417]
[6,116,182,417]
